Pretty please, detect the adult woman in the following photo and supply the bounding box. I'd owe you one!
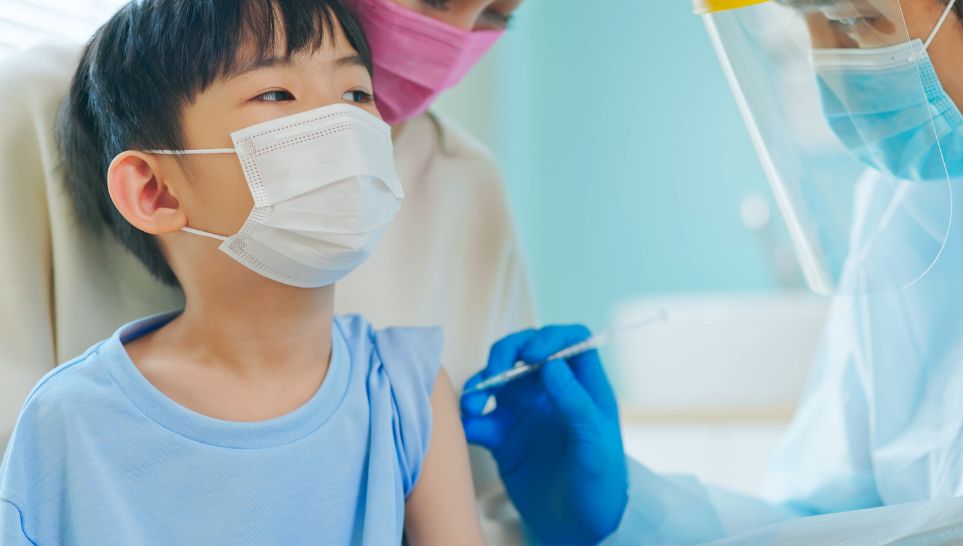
[0,0,529,543]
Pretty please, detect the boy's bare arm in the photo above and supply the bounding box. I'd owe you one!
[404,369,486,546]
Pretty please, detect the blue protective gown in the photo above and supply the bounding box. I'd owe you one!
[604,171,963,544]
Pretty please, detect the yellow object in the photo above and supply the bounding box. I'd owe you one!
[692,0,770,14]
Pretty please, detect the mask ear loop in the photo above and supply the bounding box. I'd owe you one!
[144,148,237,155]
[141,148,238,241]
[182,226,228,241]
[925,0,959,50]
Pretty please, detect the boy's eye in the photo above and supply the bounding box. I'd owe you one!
[342,90,374,104]
[254,90,296,102]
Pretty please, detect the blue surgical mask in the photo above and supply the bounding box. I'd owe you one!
[812,3,963,182]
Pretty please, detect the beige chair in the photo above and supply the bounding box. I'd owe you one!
[0,42,182,445]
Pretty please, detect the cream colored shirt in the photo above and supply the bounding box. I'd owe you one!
[0,42,535,544]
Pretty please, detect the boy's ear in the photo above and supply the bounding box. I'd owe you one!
[107,151,186,235]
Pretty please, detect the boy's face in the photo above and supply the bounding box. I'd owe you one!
[165,24,378,248]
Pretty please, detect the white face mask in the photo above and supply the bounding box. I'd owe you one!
[147,103,403,288]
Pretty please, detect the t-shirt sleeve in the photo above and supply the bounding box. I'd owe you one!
[0,500,35,545]
[373,326,444,497]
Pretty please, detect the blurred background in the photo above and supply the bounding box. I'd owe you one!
[1,0,831,494]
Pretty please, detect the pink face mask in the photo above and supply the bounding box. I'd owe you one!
[348,0,505,124]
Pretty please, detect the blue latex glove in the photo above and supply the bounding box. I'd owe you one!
[461,326,628,546]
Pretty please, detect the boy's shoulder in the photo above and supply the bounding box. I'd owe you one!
[334,314,443,363]
[21,312,185,418]
[334,313,444,392]
[18,337,120,423]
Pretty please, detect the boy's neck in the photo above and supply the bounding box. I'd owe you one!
[170,280,336,379]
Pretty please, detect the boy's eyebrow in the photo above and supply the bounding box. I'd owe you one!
[228,54,368,80]
[335,55,367,69]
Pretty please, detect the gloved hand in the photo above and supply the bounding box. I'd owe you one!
[461,326,628,546]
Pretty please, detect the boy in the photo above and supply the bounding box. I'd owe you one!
[0,1,484,544]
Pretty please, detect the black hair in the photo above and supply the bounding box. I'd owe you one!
[946,0,963,20]
[58,0,372,287]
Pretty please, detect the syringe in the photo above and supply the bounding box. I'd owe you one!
[462,309,668,395]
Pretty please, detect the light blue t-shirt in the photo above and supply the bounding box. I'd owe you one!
[0,312,443,545]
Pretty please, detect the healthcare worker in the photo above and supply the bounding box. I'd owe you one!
[0,0,531,543]
[462,0,963,544]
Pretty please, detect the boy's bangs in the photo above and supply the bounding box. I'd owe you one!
[190,0,371,91]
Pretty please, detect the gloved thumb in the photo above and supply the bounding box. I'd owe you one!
[461,414,503,450]
[539,359,603,428]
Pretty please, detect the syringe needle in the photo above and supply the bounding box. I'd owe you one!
[462,309,667,395]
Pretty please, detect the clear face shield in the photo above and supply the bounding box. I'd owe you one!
[694,0,963,295]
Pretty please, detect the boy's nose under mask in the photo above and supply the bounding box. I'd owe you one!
[147,104,404,288]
